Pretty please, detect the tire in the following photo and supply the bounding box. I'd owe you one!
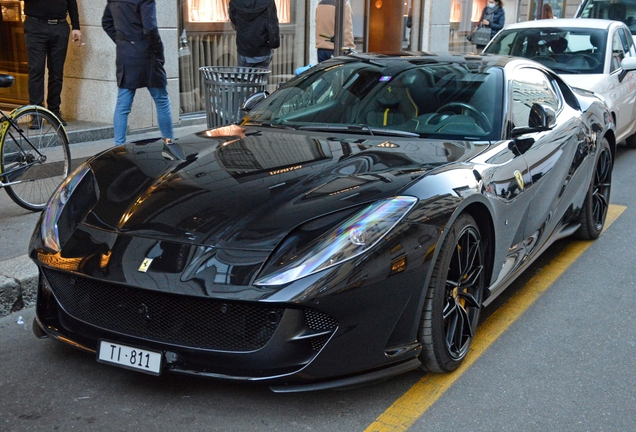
[625,133,636,149]
[418,213,485,373]
[0,107,71,211]
[575,137,612,240]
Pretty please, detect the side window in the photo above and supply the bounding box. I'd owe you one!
[488,32,516,55]
[618,28,632,55]
[619,27,635,55]
[611,32,626,72]
[511,68,560,128]
[579,0,636,36]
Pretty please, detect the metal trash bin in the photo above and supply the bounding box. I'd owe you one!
[200,66,270,128]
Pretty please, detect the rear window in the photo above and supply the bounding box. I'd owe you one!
[577,0,636,34]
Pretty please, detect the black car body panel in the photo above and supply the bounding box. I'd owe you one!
[30,53,615,391]
[82,130,485,249]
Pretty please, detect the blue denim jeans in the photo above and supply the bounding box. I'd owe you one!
[237,54,272,69]
[317,49,333,63]
[113,87,174,145]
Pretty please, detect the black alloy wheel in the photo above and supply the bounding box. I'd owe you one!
[576,137,612,240]
[419,213,485,373]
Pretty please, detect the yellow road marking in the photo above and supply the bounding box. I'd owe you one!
[365,205,626,432]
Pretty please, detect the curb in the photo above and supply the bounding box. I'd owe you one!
[0,255,38,317]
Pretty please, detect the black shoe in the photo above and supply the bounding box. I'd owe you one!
[29,116,41,130]
[52,112,67,126]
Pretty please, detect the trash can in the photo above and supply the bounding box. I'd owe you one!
[200,66,270,128]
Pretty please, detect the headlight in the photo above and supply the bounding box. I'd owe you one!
[41,163,93,252]
[254,196,417,286]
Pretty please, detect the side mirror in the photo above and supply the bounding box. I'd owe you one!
[619,57,636,82]
[241,91,269,112]
[528,103,556,129]
[512,103,556,136]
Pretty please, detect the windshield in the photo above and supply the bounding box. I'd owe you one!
[484,27,607,74]
[244,60,504,141]
[577,0,636,35]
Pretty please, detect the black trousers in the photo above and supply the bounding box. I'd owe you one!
[24,16,70,114]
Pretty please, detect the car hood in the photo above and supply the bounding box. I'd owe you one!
[83,125,487,250]
[560,74,609,100]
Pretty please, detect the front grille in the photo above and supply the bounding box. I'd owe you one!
[310,334,332,352]
[304,309,338,331]
[43,269,284,351]
[303,309,338,352]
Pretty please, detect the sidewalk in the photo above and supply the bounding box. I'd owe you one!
[0,116,207,317]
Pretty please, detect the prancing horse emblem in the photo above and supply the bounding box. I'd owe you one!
[514,170,525,191]
[138,258,153,273]
[138,242,163,272]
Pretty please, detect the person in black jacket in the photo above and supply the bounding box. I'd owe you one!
[102,0,173,146]
[477,0,505,49]
[229,0,280,69]
[23,0,83,127]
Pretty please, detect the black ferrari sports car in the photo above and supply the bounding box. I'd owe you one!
[30,53,614,392]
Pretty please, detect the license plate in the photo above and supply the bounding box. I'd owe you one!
[97,340,162,375]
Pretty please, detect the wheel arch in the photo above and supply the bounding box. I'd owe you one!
[422,198,497,301]
[602,129,616,162]
[462,201,496,299]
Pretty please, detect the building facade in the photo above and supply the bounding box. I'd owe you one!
[0,0,582,132]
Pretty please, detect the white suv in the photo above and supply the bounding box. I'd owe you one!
[484,18,636,147]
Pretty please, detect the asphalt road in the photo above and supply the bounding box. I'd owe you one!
[1,141,635,431]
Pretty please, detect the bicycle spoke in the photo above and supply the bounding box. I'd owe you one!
[1,108,71,211]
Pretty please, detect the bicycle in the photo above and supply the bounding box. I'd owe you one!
[0,74,71,211]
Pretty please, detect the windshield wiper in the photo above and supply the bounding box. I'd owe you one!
[248,121,296,130]
[298,124,420,137]
[262,122,297,129]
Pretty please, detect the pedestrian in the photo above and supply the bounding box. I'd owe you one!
[102,0,174,146]
[406,6,413,50]
[23,0,83,128]
[476,0,505,51]
[315,0,355,62]
[542,3,556,19]
[229,0,280,70]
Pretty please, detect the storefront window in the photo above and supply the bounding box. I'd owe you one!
[351,0,368,52]
[528,0,566,20]
[472,0,487,21]
[187,0,229,22]
[186,0,291,23]
[178,0,304,115]
[0,0,27,105]
[449,0,486,53]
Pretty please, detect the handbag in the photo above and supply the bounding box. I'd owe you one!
[470,25,492,46]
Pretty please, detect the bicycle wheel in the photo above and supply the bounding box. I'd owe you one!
[0,107,71,211]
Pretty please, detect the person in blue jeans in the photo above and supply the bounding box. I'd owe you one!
[102,0,173,145]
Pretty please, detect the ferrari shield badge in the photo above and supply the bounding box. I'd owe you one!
[514,170,525,191]
[138,242,163,272]
[138,258,153,273]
